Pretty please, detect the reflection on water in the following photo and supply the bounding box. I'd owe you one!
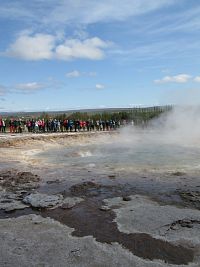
[36,136,200,173]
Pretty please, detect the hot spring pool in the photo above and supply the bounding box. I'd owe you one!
[35,132,200,173]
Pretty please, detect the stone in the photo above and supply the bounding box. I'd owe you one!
[23,193,63,209]
[122,196,132,201]
[100,206,110,211]
[0,170,40,191]
[171,171,185,176]
[61,197,83,209]
[46,179,60,184]
[23,194,83,210]
[108,175,116,179]
[0,192,28,212]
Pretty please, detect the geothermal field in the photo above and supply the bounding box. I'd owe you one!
[1,108,200,267]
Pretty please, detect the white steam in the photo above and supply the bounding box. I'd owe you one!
[118,105,200,148]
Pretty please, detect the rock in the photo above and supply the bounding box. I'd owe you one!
[100,206,110,211]
[23,194,83,210]
[0,192,29,212]
[70,181,101,197]
[187,224,193,228]
[122,196,132,201]
[70,181,101,195]
[2,201,29,212]
[61,197,83,209]
[171,171,185,176]
[170,225,179,231]
[23,193,63,209]
[108,175,116,179]
[0,170,40,191]
[178,190,200,209]
[61,203,73,209]
[46,179,60,184]
[180,220,193,228]
[70,181,115,197]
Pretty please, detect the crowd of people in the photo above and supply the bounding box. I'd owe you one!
[0,118,125,133]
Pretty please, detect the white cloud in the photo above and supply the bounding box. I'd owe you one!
[15,82,46,92]
[5,33,55,60]
[155,73,200,86]
[96,84,105,89]
[55,37,109,60]
[66,70,97,78]
[66,70,80,78]
[154,74,192,84]
[194,76,200,83]
[4,33,110,61]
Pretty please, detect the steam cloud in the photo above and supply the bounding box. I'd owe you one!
[117,105,200,148]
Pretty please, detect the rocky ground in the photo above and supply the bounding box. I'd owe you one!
[0,132,200,266]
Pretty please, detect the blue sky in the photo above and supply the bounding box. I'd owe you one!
[0,0,200,111]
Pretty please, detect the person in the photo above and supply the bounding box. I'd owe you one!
[35,120,39,133]
[18,119,22,133]
[95,120,99,131]
[57,120,61,132]
[2,119,6,132]
[75,120,80,132]
[86,120,90,131]
[63,119,68,131]
[82,120,86,131]
[68,119,73,132]
[31,119,35,132]
[41,119,45,132]
[26,120,31,132]
[9,119,13,133]
[13,119,18,133]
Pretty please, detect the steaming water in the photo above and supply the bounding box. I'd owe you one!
[36,128,200,173]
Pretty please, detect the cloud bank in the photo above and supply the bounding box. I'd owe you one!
[154,74,200,84]
[154,74,192,84]
[4,33,111,61]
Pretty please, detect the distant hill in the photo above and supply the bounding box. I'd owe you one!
[0,106,172,118]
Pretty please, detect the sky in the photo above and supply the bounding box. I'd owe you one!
[0,0,200,112]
